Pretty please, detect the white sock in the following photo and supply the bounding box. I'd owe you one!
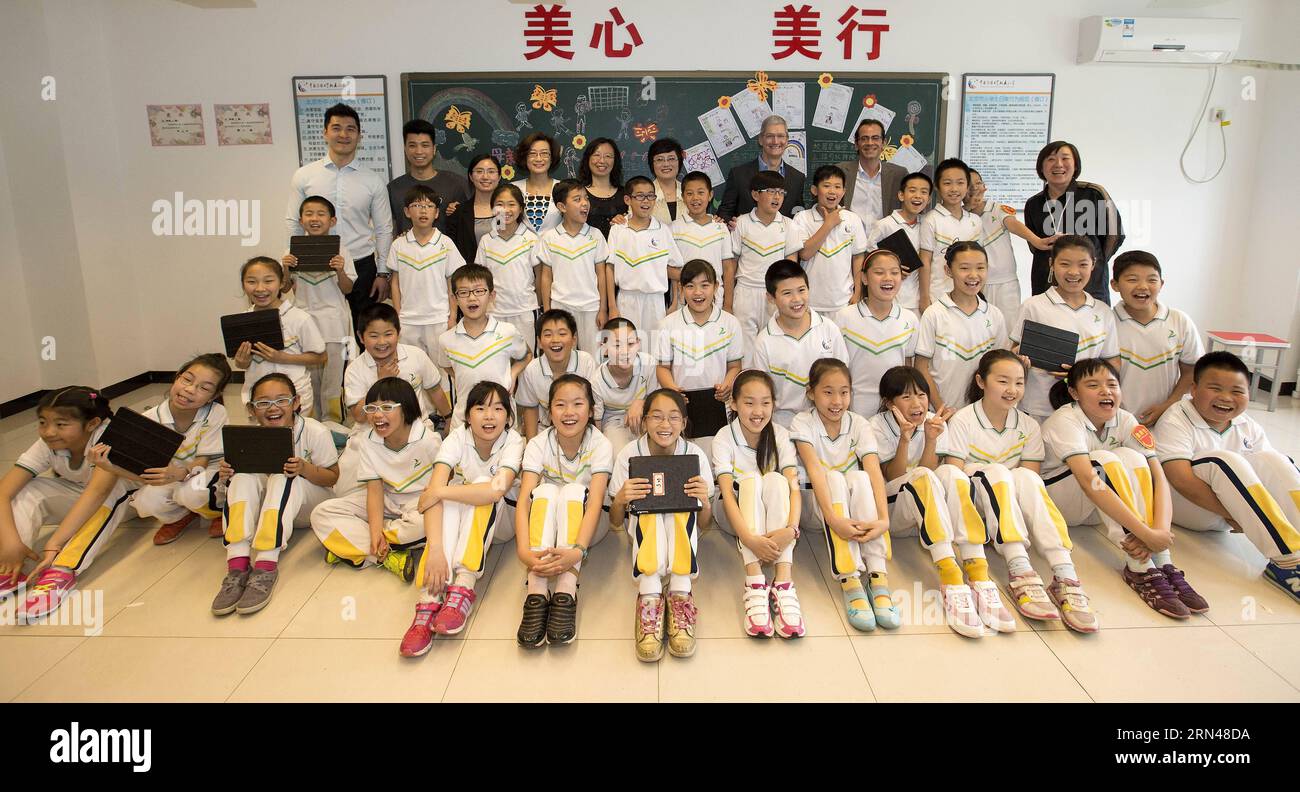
[638,575,663,596]
[526,571,549,596]
[1126,556,1155,573]
[1003,546,1033,576]
[453,570,476,589]
[745,573,767,589]
[1151,550,1172,567]
[1052,562,1078,582]
[256,547,282,563]
[668,573,692,594]
[555,571,578,596]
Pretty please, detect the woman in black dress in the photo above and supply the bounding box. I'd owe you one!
[579,137,624,237]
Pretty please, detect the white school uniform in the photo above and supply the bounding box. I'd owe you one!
[833,301,919,416]
[310,419,443,566]
[1114,302,1203,419]
[671,215,733,304]
[427,425,525,581]
[523,426,615,559]
[866,211,924,311]
[919,205,982,300]
[387,229,464,330]
[1153,401,1300,561]
[10,422,113,548]
[343,344,440,421]
[915,295,1008,410]
[974,200,1023,324]
[514,350,602,430]
[942,402,1073,567]
[607,218,683,336]
[611,435,714,590]
[1012,288,1120,418]
[752,310,849,428]
[655,303,744,392]
[223,415,339,560]
[593,352,656,454]
[289,247,357,421]
[785,207,869,314]
[729,210,791,358]
[435,317,526,428]
[239,301,327,414]
[535,223,607,354]
[475,224,540,354]
[711,419,800,566]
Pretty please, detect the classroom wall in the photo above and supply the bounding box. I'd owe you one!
[2,0,1295,404]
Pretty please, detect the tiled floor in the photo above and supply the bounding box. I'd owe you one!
[3,384,1300,702]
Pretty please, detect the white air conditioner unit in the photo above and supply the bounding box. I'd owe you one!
[1078,16,1241,65]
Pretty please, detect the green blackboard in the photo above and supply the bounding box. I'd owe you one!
[400,71,946,206]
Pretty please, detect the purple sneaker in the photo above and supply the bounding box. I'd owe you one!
[1160,565,1209,614]
[1122,567,1190,619]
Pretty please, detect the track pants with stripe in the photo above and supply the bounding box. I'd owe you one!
[715,472,794,567]
[966,463,1074,568]
[224,472,333,562]
[1171,450,1300,562]
[1045,448,1155,552]
[50,478,138,574]
[309,341,347,423]
[528,482,610,574]
[731,284,772,368]
[616,291,666,341]
[309,489,425,568]
[133,468,223,525]
[627,500,701,595]
[414,479,515,601]
[9,477,91,548]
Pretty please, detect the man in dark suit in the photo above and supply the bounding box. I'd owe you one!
[718,115,806,221]
[835,118,914,229]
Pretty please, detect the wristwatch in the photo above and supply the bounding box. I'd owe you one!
[375,272,392,279]
[569,543,589,563]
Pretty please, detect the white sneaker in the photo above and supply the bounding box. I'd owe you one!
[940,583,985,638]
[770,582,805,638]
[742,582,773,637]
[970,580,1017,633]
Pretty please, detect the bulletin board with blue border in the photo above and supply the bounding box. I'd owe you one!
[400,71,946,207]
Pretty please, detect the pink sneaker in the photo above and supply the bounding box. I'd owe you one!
[400,602,441,657]
[770,582,805,638]
[20,568,76,622]
[0,573,28,601]
[432,585,476,635]
[743,582,773,637]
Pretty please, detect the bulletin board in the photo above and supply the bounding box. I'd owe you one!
[400,71,946,207]
[958,73,1055,207]
[293,75,393,181]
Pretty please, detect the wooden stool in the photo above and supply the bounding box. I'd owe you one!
[1206,331,1291,412]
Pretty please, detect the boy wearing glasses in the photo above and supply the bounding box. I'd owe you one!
[435,264,530,428]
[728,170,792,364]
[606,175,684,337]
[387,185,466,362]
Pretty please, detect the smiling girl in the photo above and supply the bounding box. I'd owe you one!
[474,182,540,355]
[233,256,327,417]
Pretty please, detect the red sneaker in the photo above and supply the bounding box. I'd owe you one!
[433,585,476,635]
[0,573,28,601]
[19,568,76,622]
[399,602,441,657]
[153,512,198,545]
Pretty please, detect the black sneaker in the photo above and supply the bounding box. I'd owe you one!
[546,592,578,645]
[517,594,550,648]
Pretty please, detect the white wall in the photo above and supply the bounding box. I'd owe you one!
[2,0,1295,402]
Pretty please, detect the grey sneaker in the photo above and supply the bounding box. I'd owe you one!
[211,569,249,616]
[235,568,278,615]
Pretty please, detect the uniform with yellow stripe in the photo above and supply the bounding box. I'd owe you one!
[868,410,991,565]
[1041,403,1161,552]
[223,415,339,562]
[832,301,919,416]
[1012,287,1120,418]
[521,425,614,573]
[711,420,800,567]
[942,402,1076,568]
[475,223,540,355]
[387,228,465,360]
[534,223,607,354]
[752,310,849,428]
[974,200,1024,326]
[785,206,869,314]
[915,294,1008,410]
[670,214,733,307]
[919,204,983,301]
[309,420,443,566]
[611,435,713,595]
[607,218,683,336]
[728,210,790,363]
[866,210,924,311]
[435,316,526,428]
[593,352,656,456]
[286,243,357,422]
[1113,302,1203,419]
[1154,400,1300,561]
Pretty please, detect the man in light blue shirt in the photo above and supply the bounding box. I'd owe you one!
[286,103,393,327]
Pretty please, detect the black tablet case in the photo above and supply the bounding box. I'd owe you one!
[98,407,185,476]
[683,388,728,439]
[220,311,284,357]
[222,426,293,475]
[876,228,924,274]
[289,235,340,272]
[628,454,704,514]
[1020,320,1079,372]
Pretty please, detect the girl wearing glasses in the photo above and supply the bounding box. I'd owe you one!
[210,374,339,616]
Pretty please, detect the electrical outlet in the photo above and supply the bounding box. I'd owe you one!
[1211,107,1227,122]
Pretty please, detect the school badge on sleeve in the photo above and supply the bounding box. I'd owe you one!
[1132,424,1156,450]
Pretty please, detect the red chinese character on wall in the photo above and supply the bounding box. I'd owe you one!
[772,4,822,60]
[590,7,643,58]
[836,6,889,60]
[524,4,574,60]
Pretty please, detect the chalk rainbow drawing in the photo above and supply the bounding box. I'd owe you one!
[417,87,516,136]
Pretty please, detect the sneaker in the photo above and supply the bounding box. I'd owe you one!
[742,582,773,638]
[0,573,28,602]
[970,580,1017,633]
[517,593,550,648]
[235,568,278,615]
[210,569,249,616]
[324,549,343,565]
[1122,567,1190,619]
[432,585,476,635]
[1263,561,1300,604]
[840,581,876,632]
[546,591,578,645]
[634,594,665,662]
[1006,571,1060,621]
[940,583,985,638]
[380,547,417,582]
[207,515,224,538]
[1048,577,1100,633]
[867,581,901,630]
[399,602,440,657]
[770,582,805,639]
[1161,564,1209,614]
[665,592,697,657]
[19,568,76,622]
[153,512,198,545]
